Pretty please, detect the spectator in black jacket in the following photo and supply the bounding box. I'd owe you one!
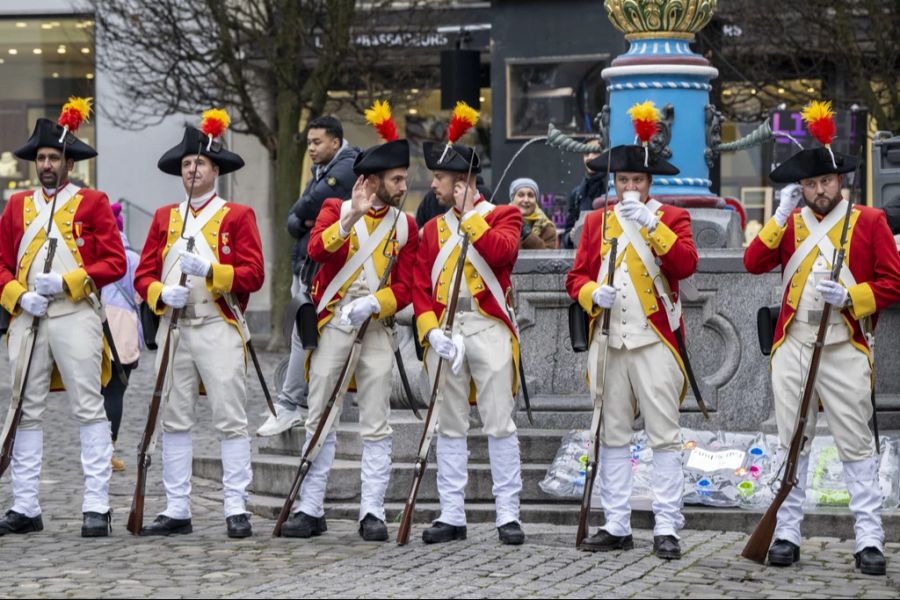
[561,140,605,249]
[287,116,361,291]
[415,175,494,229]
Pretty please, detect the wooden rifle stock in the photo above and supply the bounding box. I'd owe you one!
[0,238,58,478]
[127,239,195,534]
[576,221,617,547]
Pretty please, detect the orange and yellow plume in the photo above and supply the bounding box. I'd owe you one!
[58,97,92,133]
[801,100,836,147]
[364,100,399,142]
[201,108,231,139]
[628,100,661,145]
[447,101,479,143]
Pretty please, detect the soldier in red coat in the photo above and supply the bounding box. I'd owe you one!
[413,140,526,546]
[566,127,698,559]
[0,116,126,537]
[744,101,900,575]
[134,125,264,538]
[280,102,418,541]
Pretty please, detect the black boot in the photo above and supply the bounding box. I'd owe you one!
[140,515,193,536]
[422,521,467,544]
[281,511,327,538]
[855,547,886,576]
[498,522,525,545]
[579,528,634,552]
[226,514,252,539]
[767,539,800,567]
[82,511,111,537]
[653,535,681,560]
[0,510,43,536]
[359,513,388,542]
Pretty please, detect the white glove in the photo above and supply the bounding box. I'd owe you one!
[816,279,849,307]
[161,284,191,309]
[591,284,617,309]
[339,294,381,327]
[775,183,804,227]
[428,329,456,360]
[19,291,49,317]
[617,199,658,231]
[34,272,64,296]
[450,333,466,375]
[180,251,212,278]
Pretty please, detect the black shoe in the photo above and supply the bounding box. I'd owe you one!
[226,514,252,539]
[281,511,327,538]
[579,528,634,552]
[855,547,886,576]
[0,510,43,536]
[422,521,467,544]
[140,515,193,536]
[498,522,525,545]
[653,535,681,560]
[82,511,111,537]
[359,513,388,542]
[767,539,800,567]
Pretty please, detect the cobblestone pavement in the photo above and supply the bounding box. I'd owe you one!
[0,344,898,598]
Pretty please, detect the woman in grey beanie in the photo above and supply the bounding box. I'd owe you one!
[509,177,558,249]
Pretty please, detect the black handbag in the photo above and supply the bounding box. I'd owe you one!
[568,302,590,353]
[756,304,781,356]
[0,307,9,337]
[139,301,160,350]
[295,292,319,350]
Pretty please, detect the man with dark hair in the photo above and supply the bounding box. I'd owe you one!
[259,116,360,437]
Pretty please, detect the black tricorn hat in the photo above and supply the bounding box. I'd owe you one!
[586,144,679,176]
[353,139,410,176]
[769,147,857,184]
[158,126,245,176]
[14,118,97,162]
[423,141,482,174]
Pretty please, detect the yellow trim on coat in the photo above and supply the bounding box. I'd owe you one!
[416,310,440,343]
[758,217,787,250]
[848,282,876,320]
[207,263,234,295]
[1,280,26,315]
[459,211,490,243]
[374,287,398,319]
[648,220,678,256]
[321,221,347,253]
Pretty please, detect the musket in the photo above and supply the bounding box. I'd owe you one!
[742,148,862,563]
[273,193,408,537]
[576,146,614,547]
[128,139,205,534]
[397,152,477,546]
[0,136,70,478]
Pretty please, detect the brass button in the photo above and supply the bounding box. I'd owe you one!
[651,305,657,311]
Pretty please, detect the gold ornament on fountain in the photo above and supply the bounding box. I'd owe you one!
[603,0,718,40]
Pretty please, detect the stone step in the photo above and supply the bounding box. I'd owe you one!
[258,420,572,464]
[244,493,900,543]
[194,454,563,504]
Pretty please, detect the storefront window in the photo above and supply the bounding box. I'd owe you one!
[0,16,95,204]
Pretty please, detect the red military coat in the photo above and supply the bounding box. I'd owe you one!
[308,198,418,328]
[135,195,265,325]
[0,183,126,387]
[565,202,698,400]
[413,197,522,393]
[744,204,900,357]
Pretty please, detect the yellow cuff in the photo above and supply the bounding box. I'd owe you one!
[1,280,26,315]
[848,282,877,320]
[460,212,490,243]
[374,288,398,319]
[758,217,787,250]
[62,268,90,302]
[207,263,234,295]
[147,281,166,315]
[416,310,440,344]
[321,221,348,253]
[578,281,601,317]
[648,222,678,256]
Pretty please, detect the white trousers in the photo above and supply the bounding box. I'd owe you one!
[7,303,106,428]
[155,318,249,439]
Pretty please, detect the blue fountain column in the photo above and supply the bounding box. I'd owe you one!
[602,37,719,199]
